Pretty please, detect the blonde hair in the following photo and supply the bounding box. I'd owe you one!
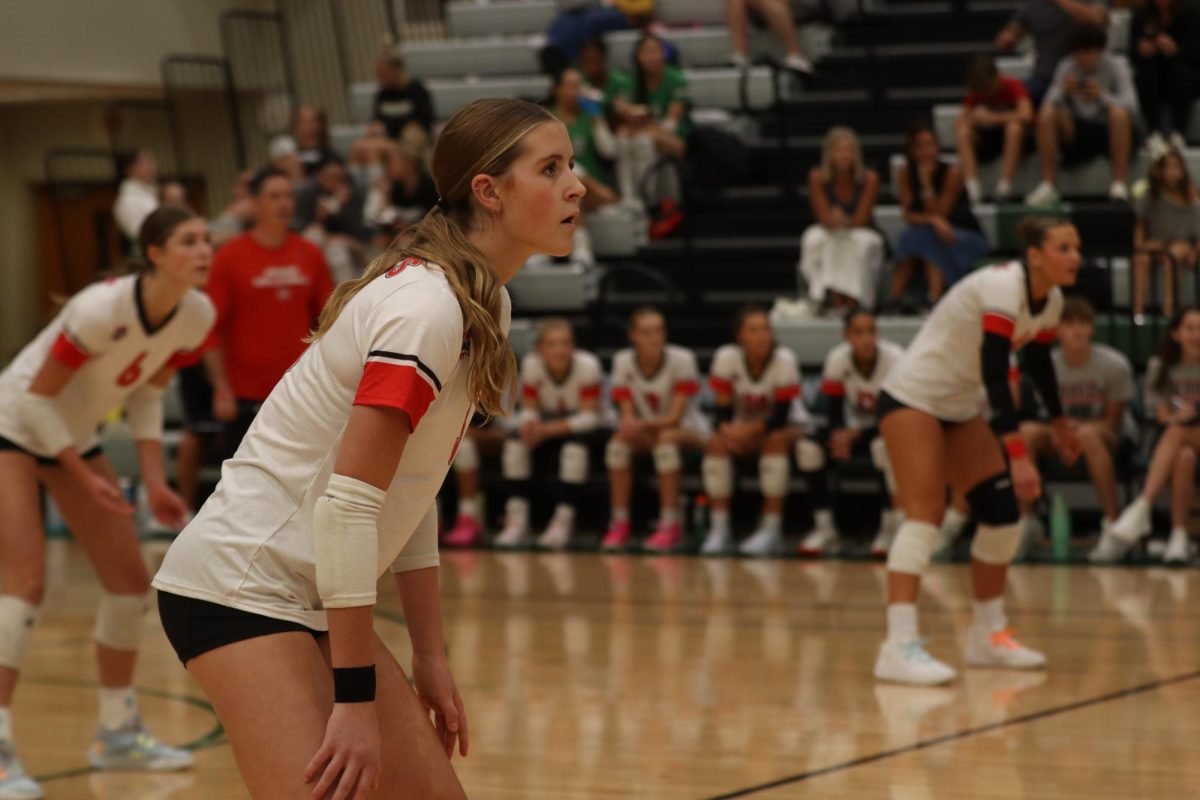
[817,126,864,183]
[310,98,556,416]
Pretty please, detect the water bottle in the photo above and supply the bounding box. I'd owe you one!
[1049,492,1072,562]
[690,494,710,537]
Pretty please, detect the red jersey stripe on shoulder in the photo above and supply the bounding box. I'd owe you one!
[611,386,633,402]
[1034,327,1057,344]
[50,331,89,369]
[673,379,700,396]
[820,379,845,398]
[579,384,601,400]
[354,362,437,429]
[709,375,734,395]
[982,312,1016,339]
[774,385,801,402]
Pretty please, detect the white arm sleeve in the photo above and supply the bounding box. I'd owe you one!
[388,504,440,574]
[124,383,165,442]
[312,474,387,608]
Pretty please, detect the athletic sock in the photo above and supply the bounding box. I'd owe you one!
[98,687,138,731]
[886,603,918,643]
[0,708,12,742]
[760,513,782,534]
[457,496,476,520]
[972,597,1007,634]
[610,507,629,523]
[710,509,731,535]
[659,506,678,525]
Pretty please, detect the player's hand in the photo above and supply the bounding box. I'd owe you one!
[617,418,644,439]
[83,471,135,516]
[932,217,956,244]
[213,390,237,422]
[972,106,995,126]
[827,207,847,229]
[146,483,190,529]
[519,420,544,447]
[1138,37,1158,58]
[1158,33,1178,56]
[1082,78,1101,102]
[1063,74,1079,95]
[412,652,470,760]
[304,702,381,800]
[1050,418,1081,467]
[1009,454,1042,503]
[829,429,855,461]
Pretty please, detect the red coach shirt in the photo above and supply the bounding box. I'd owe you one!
[207,232,333,401]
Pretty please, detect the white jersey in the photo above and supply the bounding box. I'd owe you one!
[709,344,804,424]
[819,339,905,431]
[883,261,1062,422]
[153,258,511,630]
[610,345,709,436]
[519,350,604,419]
[0,274,214,456]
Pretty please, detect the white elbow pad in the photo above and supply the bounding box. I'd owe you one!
[566,410,598,434]
[389,504,439,574]
[124,384,165,441]
[312,474,387,608]
[16,392,73,456]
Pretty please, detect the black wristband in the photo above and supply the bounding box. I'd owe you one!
[333,666,376,703]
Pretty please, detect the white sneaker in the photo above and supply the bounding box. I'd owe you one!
[0,740,43,799]
[874,637,957,686]
[965,177,982,204]
[798,524,839,556]
[1108,181,1129,202]
[700,528,732,556]
[869,526,895,558]
[1089,529,1134,563]
[1088,519,1123,564]
[783,53,814,74]
[727,51,749,70]
[1164,529,1192,565]
[964,625,1046,669]
[738,526,783,557]
[994,178,1013,201]
[1111,499,1151,543]
[537,517,573,551]
[493,520,530,549]
[1024,181,1060,208]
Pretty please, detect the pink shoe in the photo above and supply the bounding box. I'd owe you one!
[601,519,632,551]
[442,515,482,548]
[643,521,683,553]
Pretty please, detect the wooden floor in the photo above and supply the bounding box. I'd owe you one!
[18,541,1200,798]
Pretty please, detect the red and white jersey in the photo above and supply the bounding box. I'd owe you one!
[820,339,905,431]
[883,261,1062,422]
[520,350,604,419]
[709,344,804,424]
[0,274,214,456]
[153,258,511,630]
[610,345,709,435]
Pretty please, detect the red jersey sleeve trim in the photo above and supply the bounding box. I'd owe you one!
[579,384,601,401]
[1034,327,1057,344]
[673,379,700,396]
[50,331,89,369]
[820,379,845,398]
[611,386,633,402]
[774,385,801,402]
[709,375,733,395]
[353,362,438,429]
[983,312,1016,339]
[521,383,539,402]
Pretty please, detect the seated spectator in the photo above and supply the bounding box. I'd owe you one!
[365,140,438,245]
[724,0,814,74]
[210,170,256,248]
[348,120,395,187]
[995,0,1109,106]
[1133,147,1200,321]
[539,0,632,76]
[113,148,160,246]
[294,157,372,283]
[267,135,305,185]
[955,54,1034,203]
[799,126,883,312]
[292,105,336,176]
[1027,25,1140,206]
[372,48,434,150]
[577,36,633,125]
[614,34,689,205]
[161,181,189,209]
[1131,0,1200,148]
[1016,298,1133,555]
[1102,308,1200,565]
[551,68,619,210]
[893,122,989,306]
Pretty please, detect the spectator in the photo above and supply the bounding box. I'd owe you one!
[203,166,333,453]
[209,170,256,248]
[614,34,689,205]
[113,148,159,245]
[364,140,438,244]
[294,157,372,284]
[995,0,1109,106]
[1017,298,1133,555]
[1133,147,1200,321]
[1130,0,1200,147]
[160,181,189,209]
[267,134,305,185]
[578,36,633,124]
[371,48,434,150]
[552,67,619,209]
[1026,25,1140,206]
[799,126,883,312]
[539,0,632,76]
[955,54,1034,203]
[348,120,395,188]
[292,105,336,176]
[724,0,814,74]
[893,122,989,306]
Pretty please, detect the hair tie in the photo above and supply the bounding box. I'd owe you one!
[435,197,447,210]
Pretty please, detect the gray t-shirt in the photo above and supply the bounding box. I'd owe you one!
[1052,344,1133,421]
[1013,0,1106,81]
[1043,53,1140,123]
[1144,356,1200,417]
[1135,192,1200,243]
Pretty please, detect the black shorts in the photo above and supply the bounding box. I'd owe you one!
[975,124,1033,163]
[0,435,102,466]
[1061,117,1111,166]
[157,590,324,665]
[177,364,220,434]
[876,391,957,428]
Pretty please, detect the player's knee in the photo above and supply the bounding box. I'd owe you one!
[1175,445,1197,469]
[794,439,825,472]
[758,454,790,498]
[0,596,40,670]
[705,434,729,457]
[452,436,479,473]
[502,439,532,480]
[966,472,1020,527]
[559,442,590,484]
[94,591,148,652]
[886,520,940,575]
[605,437,633,471]
[702,455,734,500]
[652,442,681,474]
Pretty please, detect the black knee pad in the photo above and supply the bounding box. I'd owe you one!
[965,472,1020,526]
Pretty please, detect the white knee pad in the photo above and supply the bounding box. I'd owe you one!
[452,436,479,473]
[559,442,589,485]
[605,438,632,471]
[970,522,1024,565]
[502,439,531,480]
[795,439,826,472]
[0,597,40,670]
[758,454,790,498]
[886,520,940,576]
[94,592,148,652]
[870,436,898,496]
[702,456,734,501]
[652,442,681,474]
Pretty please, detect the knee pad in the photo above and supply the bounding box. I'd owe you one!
[452,436,479,473]
[886,520,940,575]
[559,442,589,485]
[605,438,632,471]
[758,454,790,498]
[652,442,681,474]
[971,522,1024,565]
[702,456,733,501]
[94,592,147,652]
[501,439,531,480]
[966,473,1020,526]
[0,597,39,670]
[795,439,825,472]
[870,437,898,495]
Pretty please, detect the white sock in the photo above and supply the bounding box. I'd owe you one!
[1170,526,1188,541]
[886,603,918,642]
[457,496,477,520]
[972,597,1007,634]
[611,507,629,523]
[760,513,782,535]
[942,507,968,537]
[996,178,1012,197]
[0,708,12,742]
[660,506,678,525]
[710,509,731,535]
[815,509,834,530]
[506,497,529,526]
[98,687,138,731]
[552,503,576,525]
